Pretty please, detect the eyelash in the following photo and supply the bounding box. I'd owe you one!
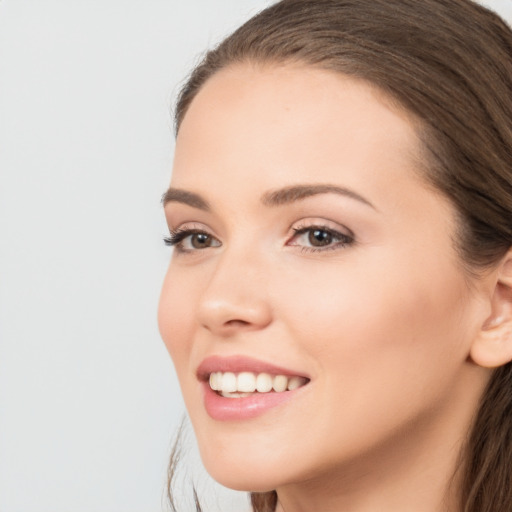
[163,225,355,254]
[290,225,354,253]
[163,228,213,253]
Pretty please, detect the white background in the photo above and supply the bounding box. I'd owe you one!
[0,1,510,511]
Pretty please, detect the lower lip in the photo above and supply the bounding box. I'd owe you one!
[202,382,305,421]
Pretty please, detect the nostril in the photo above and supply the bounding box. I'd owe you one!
[225,319,251,327]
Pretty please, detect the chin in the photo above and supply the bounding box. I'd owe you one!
[197,437,292,492]
[205,465,281,493]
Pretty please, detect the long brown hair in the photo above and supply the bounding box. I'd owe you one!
[169,1,512,511]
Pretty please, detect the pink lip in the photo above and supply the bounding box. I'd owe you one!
[197,355,310,421]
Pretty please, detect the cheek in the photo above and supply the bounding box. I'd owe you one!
[261,255,474,471]
[279,250,472,406]
[158,265,197,377]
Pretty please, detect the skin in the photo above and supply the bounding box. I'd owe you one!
[158,64,496,512]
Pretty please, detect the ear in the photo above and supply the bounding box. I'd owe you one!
[470,250,512,368]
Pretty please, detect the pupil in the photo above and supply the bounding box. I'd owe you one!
[192,233,210,248]
[309,229,331,246]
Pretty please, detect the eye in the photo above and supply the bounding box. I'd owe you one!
[164,228,221,253]
[289,225,354,252]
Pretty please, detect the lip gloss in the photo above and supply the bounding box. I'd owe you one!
[197,355,309,421]
[202,382,304,421]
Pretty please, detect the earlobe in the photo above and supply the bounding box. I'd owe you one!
[470,252,512,368]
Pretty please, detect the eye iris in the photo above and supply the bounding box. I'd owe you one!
[191,233,211,248]
[309,229,332,246]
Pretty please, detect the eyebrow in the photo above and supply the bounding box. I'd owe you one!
[162,183,375,211]
[161,188,211,211]
[261,184,376,209]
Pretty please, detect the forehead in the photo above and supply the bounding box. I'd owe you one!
[171,63,426,208]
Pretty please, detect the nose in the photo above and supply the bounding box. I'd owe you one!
[197,252,273,337]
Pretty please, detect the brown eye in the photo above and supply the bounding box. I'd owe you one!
[308,229,332,247]
[288,224,354,252]
[164,228,221,252]
[191,232,213,248]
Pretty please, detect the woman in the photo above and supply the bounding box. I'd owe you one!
[158,0,512,511]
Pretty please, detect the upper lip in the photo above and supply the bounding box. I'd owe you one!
[196,355,309,381]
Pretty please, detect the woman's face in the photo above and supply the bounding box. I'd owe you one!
[159,65,489,493]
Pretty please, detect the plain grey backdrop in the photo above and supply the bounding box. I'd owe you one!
[0,1,511,511]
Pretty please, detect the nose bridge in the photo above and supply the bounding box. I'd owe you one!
[198,239,272,335]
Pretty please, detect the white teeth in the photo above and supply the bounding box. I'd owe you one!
[221,372,237,393]
[220,391,252,398]
[237,372,256,392]
[256,373,273,392]
[209,372,222,391]
[272,375,288,392]
[287,376,306,390]
[209,371,308,395]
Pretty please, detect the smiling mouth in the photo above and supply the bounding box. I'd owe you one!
[209,371,309,398]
